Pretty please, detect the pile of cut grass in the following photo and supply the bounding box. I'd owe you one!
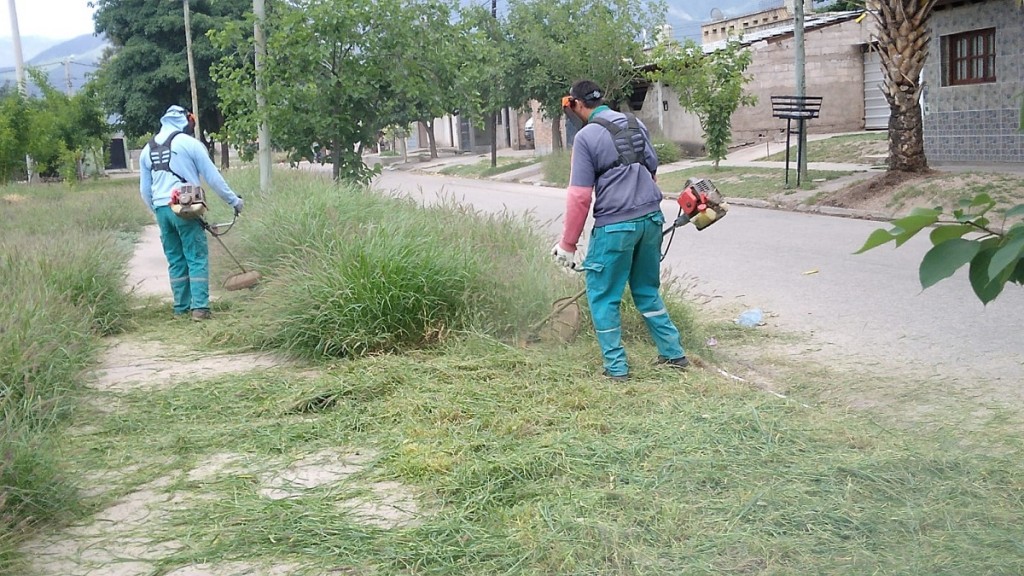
[62,329,1024,575]
[0,180,151,571]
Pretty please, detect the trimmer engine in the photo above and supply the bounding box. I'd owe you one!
[674,177,729,230]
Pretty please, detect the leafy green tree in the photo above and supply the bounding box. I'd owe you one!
[0,92,32,183]
[213,0,425,183]
[90,0,250,166]
[505,0,664,149]
[646,39,756,167]
[389,0,467,159]
[0,73,108,184]
[856,199,1024,304]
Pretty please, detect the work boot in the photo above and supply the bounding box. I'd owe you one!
[191,309,212,321]
[173,309,190,320]
[602,369,630,382]
[655,356,689,370]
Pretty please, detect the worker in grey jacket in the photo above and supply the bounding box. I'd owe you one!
[552,80,688,380]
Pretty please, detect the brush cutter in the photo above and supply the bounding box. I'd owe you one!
[199,214,262,291]
[532,177,729,343]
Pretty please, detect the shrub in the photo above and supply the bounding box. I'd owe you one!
[0,180,148,569]
[542,149,571,188]
[220,171,578,358]
[651,136,682,165]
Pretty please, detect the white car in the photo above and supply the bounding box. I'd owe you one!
[524,118,534,142]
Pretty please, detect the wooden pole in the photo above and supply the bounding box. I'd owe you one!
[183,0,201,138]
[254,0,271,194]
[6,0,33,182]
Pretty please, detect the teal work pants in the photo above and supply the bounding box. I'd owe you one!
[583,211,685,377]
[155,206,210,314]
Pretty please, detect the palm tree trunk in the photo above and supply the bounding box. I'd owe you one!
[869,0,938,173]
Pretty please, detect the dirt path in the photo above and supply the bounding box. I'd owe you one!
[20,229,422,576]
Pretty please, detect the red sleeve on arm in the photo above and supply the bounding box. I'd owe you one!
[560,185,592,251]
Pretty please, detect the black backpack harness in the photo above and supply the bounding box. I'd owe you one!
[148,130,188,183]
[148,131,207,219]
[590,113,655,178]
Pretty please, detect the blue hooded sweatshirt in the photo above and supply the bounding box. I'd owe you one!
[139,106,242,213]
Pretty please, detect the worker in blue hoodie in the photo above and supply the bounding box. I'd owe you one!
[140,105,244,320]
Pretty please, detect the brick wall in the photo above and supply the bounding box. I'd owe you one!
[923,1,1024,163]
[729,18,874,145]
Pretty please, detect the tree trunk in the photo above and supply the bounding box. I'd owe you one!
[422,120,438,158]
[870,0,937,173]
[552,116,563,151]
[888,95,928,172]
[221,140,230,170]
[331,137,341,181]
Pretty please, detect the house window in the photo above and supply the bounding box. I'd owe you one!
[944,28,996,85]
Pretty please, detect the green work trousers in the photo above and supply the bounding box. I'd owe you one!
[155,206,209,314]
[582,211,685,377]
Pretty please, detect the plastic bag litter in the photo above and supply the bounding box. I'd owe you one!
[735,308,763,327]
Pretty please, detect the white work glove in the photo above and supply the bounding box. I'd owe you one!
[233,196,244,216]
[551,243,577,270]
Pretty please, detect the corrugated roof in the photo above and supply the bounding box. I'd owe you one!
[702,11,864,53]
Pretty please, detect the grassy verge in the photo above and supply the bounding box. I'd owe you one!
[10,169,1024,574]
[658,166,855,199]
[439,157,540,179]
[0,179,152,572]
[60,314,1024,575]
[762,132,888,164]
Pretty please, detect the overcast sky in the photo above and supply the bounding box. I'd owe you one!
[1,0,771,43]
[1,0,96,40]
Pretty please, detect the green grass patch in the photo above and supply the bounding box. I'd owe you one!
[198,170,580,359]
[0,178,153,572]
[658,166,855,199]
[762,132,888,164]
[439,157,539,179]
[884,172,1024,215]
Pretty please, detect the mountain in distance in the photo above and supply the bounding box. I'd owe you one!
[0,33,109,95]
[0,35,58,69]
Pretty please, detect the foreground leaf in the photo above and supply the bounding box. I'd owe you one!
[929,224,974,246]
[968,240,1008,305]
[855,229,897,254]
[919,239,980,290]
[987,236,1024,281]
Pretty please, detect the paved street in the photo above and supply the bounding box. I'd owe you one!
[373,169,1024,391]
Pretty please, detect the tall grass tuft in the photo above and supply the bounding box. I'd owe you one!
[217,171,579,358]
[0,180,151,571]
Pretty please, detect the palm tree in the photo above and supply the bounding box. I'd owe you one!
[869,0,1022,172]
[867,0,938,172]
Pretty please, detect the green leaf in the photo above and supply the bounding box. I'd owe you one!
[969,240,1009,304]
[890,209,940,247]
[919,239,981,290]
[987,236,1024,281]
[1010,259,1024,286]
[970,193,994,206]
[854,229,897,254]
[1005,204,1024,219]
[929,224,974,246]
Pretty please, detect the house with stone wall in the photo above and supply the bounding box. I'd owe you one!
[922,0,1023,163]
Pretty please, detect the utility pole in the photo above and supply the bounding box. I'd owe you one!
[64,57,73,96]
[794,0,808,182]
[490,0,497,168]
[6,0,33,182]
[183,0,201,139]
[254,0,271,194]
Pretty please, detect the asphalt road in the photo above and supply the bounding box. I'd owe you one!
[374,170,1023,387]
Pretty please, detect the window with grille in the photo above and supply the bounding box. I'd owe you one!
[943,28,996,86]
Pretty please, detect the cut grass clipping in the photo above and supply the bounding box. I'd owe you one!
[63,335,1024,575]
